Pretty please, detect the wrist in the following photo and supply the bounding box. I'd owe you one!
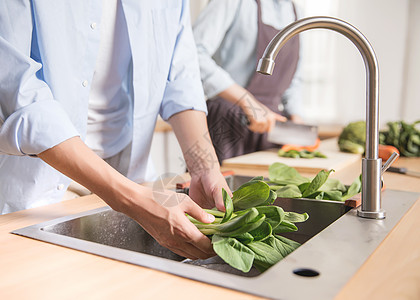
[184,145,220,177]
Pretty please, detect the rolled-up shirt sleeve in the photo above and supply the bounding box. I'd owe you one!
[159,0,207,121]
[0,3,79,156]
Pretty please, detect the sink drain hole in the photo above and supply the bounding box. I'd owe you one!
[293,268,320,277]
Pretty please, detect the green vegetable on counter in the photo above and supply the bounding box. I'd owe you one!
[338,121,366,154]
[278,149,327,159]
[267,162,361,202]
[379,120,420,157]
[188,178,309,273]
[338,120,420,157]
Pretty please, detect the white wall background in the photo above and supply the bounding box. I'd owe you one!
[151,0,420,177]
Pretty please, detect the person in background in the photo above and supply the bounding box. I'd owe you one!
[0,0,231,260]
[193,0,304,162]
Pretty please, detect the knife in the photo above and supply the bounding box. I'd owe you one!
[240,115,318,146]
[386,166,420,178]
[267,121,318,146]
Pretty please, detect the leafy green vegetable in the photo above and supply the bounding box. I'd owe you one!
[302,169,334,198]
[268,162,310,186]
[273,220,298,234]
[275,184,303,198]
[221,188,233,223]
[212,235,255,273]
[278,149,327,159]
[254,206,285,229]
[338,121,366,154]
[266,163,362,202]
[379,120,420,157]
[249,221,272,242]
[232,180,271,210]
[339,120,420,157]
[189,178,309,273]
[247,240,285,272]
[284,211,309,223]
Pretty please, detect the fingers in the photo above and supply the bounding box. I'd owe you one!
[174,201,215,258]
[213,187,226,212]
[275,113,287,122]
[183,198,215,224]
[212,180,232,212]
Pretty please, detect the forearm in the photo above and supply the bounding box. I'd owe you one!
[168,110,220,176]
[217,83,248,105]
[37,136,150,213]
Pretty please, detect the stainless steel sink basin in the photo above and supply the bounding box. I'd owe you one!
[12,175,420,299]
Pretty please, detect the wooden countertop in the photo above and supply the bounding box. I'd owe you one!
[1,156,420,299]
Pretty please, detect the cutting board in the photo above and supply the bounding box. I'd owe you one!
[222,138,361,173]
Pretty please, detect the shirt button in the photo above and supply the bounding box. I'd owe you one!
[82,80,88,87]
[57,184,65,191]
[90,22,97,30]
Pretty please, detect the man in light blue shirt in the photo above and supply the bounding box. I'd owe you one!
[0,0,229,259]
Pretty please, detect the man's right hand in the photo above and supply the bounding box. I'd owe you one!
[124,186,216,260]
[218,84,286,133]
[238,92,286,133]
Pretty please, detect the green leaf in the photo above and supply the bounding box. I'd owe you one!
[212,235,254,273]
[234,232,254,244]
[260,189,277,206]
[217,214,266,237]
[275,185,303,198]
[232,181,271,210]
[319,178,347,193]
[249,221,272,242]
[221,188,233,223]
[323,190,344,201]
[268,163,309,186]
[247,240,284,272]
[298,182,310,193]
[302,169,335,198]
[254,206,285,230]
[264,235,299,258]
[250,176,265,182]
[203,208,225,218]
[274,235,301,253]
[195,208,259,235]
[341,174,362,201]
[272,220,298,233]
[283,212,309,223]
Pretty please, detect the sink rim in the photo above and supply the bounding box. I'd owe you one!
[11,189,420,300]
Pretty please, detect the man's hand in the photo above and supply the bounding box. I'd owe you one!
[188,168,231,211]
[126,186,216,260]
[218,83,286,134]
[238,92,286,133]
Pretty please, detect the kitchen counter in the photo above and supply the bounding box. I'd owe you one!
[1,156,420,299]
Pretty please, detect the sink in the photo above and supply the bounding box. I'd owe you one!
[12,175,420,299]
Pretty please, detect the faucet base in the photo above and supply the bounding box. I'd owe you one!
[357,208,386,219]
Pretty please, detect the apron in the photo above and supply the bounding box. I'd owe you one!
[206,0,300,163]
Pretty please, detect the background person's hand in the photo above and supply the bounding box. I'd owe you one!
[238,92,286,133]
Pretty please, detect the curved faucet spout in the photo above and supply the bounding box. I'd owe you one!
[257,16,384,219]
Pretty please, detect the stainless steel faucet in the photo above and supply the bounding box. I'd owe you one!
[257,16,391,219]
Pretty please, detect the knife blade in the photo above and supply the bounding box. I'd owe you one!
[267,121,318,146]
[387,166,420,178]
[240,115,318,146]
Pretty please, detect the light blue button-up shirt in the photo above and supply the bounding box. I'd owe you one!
[0,0,206,214]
